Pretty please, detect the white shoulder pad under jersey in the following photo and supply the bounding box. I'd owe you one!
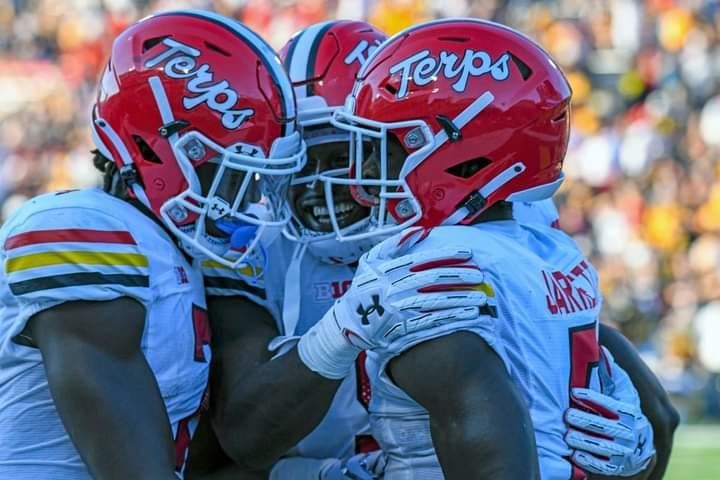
[364,222,602,480]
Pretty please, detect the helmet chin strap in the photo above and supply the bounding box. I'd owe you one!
[92,113,152,209]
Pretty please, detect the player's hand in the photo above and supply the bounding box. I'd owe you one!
[334,245,489,349]
[298,243,490,379]
[565,387,656,477]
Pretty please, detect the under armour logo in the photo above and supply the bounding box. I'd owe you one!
[208,199,230,220]
[356,294,385,325]
[636,436,646,455]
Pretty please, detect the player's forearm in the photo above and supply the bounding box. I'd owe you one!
[430,400,539,479]
[599,325,679,479]
[45,351,178,480]
[392,332,540,480]
[212,347,341,470]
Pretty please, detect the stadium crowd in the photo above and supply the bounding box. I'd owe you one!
[1,0,719,420]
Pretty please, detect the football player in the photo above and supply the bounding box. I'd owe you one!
[271,20,389,479]
[184,20,493,480]
[0,10,306,479]
[316,18,661,479]
[516,203,679,479]
[189,19,674,480]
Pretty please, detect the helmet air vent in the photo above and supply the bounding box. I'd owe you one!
[446,157,491,179]
[142,36,170,53]
[552,111,568,123]
[508,52,533,81]
[438,36,469,43]
[205,41,231,57]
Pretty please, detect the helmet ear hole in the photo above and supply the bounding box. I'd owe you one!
[446,157,491,179]
[132,135,163,164]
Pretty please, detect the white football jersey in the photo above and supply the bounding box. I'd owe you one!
[364,220,602,480]
[258,237,377,464]
[0,189,209,479]
[261,200,559,472]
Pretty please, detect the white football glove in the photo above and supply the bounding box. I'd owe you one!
[565,349,655,477]
[297,244,490,379]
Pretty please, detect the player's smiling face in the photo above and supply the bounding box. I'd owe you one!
[289,141,369,233]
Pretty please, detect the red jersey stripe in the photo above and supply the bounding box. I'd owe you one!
[5,229,136,250]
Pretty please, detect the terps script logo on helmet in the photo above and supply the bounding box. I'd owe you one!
[389,49,511,99]
[145,38,255,129]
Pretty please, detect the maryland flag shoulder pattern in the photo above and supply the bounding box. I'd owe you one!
[1,195,152,304]
[4,228,149,296]
[200,259,266,300]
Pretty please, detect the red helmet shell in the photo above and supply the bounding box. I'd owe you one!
[279,20,387,105]
[350,19,572,227]
[92,10,296,218]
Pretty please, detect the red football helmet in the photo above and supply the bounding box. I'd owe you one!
[278,20,387,262]
[91,10,305,267]
[280,20,386,127]
[324,18,572,240]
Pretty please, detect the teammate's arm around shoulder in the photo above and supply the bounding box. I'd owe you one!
[598,324,679,480]
[198,295,339,474]
[389,331,540,480]
[28,298,179,480]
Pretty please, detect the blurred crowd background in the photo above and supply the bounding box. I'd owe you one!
[2,0,720,421]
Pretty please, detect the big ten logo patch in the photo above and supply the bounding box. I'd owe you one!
[314,280,352,302]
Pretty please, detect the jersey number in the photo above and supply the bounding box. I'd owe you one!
[175,305,211,471]
[192,305,211,362]
[568,322,599,391]
[568,323,599,480]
